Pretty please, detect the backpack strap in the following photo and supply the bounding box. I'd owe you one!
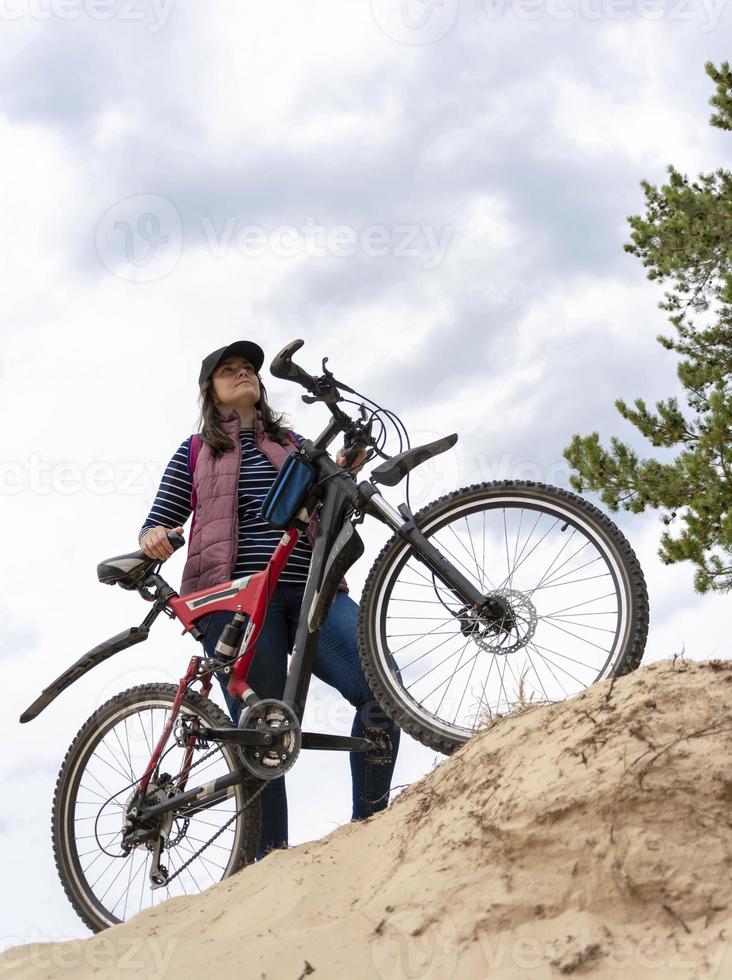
[188,434,202,523]
[187,430,296,534]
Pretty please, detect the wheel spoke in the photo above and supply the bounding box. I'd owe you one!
[470,650,497,728]
[418,647,484,703]
[529,640,598,678]
[464,515,488,592]
[453,638,482,726]
[531,572,612,590]
[524,527,578,598]
[56,692,253,929]
[503,509,511,589]
[511,508,524,590]
[112,724,135,783]
[370,488,641,746]
[524,646,552,704]
[497,510,543,590]
[435,636,472,716]
[400,630,464,673]
[431,529,494,593]
[527,642,571,697]
[533,549,598,593]
[389,618,461,655]
[540,614,617,635]
[406,633,472,687]
[539,616,612,654]
[541,592,619,617]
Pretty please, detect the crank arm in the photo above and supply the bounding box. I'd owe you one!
[300,732,372,752]
[195,725,276,747]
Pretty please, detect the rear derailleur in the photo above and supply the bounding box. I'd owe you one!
[120,773,188,888]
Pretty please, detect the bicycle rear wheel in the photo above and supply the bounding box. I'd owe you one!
[358,481,649,754]
[52,683,261,933]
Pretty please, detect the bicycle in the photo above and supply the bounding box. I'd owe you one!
[20,339,649,933]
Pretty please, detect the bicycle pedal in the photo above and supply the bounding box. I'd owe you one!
[365,728,392,765]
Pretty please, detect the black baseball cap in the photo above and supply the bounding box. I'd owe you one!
[198,341,265,387]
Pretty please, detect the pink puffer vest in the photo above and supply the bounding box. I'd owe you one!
[179,409,345,597]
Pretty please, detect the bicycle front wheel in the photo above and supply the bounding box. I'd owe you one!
[52,683,261,933]
[358,481,649,754]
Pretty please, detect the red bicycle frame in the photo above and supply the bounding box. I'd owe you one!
[168,524,301,702]
[132,526,303,799]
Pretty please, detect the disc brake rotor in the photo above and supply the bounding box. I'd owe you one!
[460,589,538,655]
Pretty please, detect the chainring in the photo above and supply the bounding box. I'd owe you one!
[236,699,301,780]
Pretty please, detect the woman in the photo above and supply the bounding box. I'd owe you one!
[139,340,400,859]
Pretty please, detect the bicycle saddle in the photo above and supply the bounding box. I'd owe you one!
[97,549,157,589]
[97,532,185,590]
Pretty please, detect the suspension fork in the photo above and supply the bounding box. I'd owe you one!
[359,483,487,609]
[297,443,488,612]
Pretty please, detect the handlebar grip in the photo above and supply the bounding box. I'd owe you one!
[167,531,185,551]
[269,339,317,390]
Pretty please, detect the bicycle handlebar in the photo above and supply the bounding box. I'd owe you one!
[270,339,376,457]
[168,531,186,551]
[270,339,318,391]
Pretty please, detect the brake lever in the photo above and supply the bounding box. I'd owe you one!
[341,410,375,466]
[301,376,342,405]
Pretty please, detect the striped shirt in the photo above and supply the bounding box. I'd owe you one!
[139,428,312,584]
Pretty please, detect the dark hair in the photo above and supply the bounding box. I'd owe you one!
[197,375,292,456]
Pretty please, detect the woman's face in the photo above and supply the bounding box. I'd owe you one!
[211,355,261,412]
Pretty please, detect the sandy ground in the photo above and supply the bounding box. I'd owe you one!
[3,657,732,979]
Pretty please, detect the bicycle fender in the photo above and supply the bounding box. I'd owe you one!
[371,433,458,487]
[18,627,149,723]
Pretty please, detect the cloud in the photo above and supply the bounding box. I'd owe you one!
[0,610,40,662]
[2,0,732,946]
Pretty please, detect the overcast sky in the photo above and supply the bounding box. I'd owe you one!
[1,0,730,952]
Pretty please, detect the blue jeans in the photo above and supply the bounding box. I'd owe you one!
[198,584,401,859]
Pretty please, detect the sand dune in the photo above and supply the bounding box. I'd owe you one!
[4,657,732,979]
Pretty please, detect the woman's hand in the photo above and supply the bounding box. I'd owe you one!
[336,447,368,475]
[140,525,185,561]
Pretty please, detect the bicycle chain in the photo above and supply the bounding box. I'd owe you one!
[162,779,267,886]
[149,724,267,887]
